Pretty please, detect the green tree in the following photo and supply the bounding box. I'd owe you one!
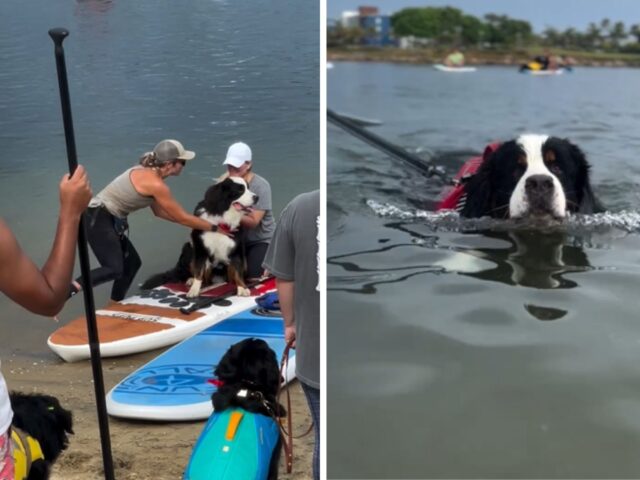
[585,22,602,48]
[391,7,483,46]
[609,21,626,49]
[483,14,533,47]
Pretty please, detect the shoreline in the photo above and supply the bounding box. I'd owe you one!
[4,353,313,479]
[328,47,640,68]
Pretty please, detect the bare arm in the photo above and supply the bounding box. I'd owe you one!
[143,177,212,231]
[150,201,178,222]
[240,209,265,229]
[276,278,296,346]
[0,167,92,316]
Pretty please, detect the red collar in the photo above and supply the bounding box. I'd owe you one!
[216,222,238,234]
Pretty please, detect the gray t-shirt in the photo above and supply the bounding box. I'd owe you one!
[245,173,275,246]
[263,190,320,388]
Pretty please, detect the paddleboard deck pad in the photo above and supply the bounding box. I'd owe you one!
[48,278,276,362]
[106,307,295,421]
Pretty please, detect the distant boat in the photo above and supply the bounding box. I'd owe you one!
[434,64,477,73]
[327,62,334,69]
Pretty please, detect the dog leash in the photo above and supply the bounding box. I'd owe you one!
[275,340,314,474]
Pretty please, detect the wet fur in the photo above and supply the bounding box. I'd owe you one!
[10,392,73,480]
[460,136,604,219]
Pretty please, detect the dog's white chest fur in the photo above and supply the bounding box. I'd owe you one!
[201,231,235,264]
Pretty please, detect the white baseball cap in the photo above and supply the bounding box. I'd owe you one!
[223,142,252,168]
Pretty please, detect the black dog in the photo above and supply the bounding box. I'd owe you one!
[10,392,73,480]
[212,338,285,480]
[460,134,603,219]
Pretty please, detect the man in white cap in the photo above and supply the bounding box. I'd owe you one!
[223,142,274,280]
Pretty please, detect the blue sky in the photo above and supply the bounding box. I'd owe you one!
[327,0,640,33]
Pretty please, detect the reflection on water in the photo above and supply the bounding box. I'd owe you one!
[330,224,592,289]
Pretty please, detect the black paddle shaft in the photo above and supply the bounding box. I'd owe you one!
[327,109,452,183]
[49,28,115,480]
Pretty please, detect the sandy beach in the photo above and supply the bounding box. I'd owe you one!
[4,352,313,479]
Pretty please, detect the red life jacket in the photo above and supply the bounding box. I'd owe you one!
[436,142,501,212]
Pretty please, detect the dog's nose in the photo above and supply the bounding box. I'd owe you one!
[525,174,554,195]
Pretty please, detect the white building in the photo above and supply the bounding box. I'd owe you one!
[341,11,359,28]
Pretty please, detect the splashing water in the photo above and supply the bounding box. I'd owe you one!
[366,199,640,234]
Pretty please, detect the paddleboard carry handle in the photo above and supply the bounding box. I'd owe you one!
[179,277,272,315]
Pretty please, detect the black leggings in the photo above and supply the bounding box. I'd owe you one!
[76,207,142,301]
[245,242,269,279]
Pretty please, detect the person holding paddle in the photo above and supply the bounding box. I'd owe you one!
[69,139,223,302]
[0,166,91,479]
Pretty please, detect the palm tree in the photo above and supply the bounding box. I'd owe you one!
[586,22,602,48]
[609,21,626,49]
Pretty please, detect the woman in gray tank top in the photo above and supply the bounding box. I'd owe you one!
[69,139,223,302]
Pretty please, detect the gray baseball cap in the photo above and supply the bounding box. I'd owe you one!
[153,139,196,163]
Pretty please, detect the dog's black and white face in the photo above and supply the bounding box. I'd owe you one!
[461,134,603,219]
[199,177,258,224]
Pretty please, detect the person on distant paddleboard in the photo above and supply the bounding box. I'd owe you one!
[69,139,225,302]
[0,166,91,479]
[217,142,274,281]
[444,47,465,67]
[520,49,569,72]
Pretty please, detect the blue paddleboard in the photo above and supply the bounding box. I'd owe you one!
[106,308,295,421]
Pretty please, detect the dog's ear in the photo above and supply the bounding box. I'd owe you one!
[459,158,496,218]
[260,347,282,396]
[568,142,605,214]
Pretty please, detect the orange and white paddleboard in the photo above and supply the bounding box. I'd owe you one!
[48,278,276,362]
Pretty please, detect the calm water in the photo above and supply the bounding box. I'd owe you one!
[0,0,318,355]
[328,62,640,478]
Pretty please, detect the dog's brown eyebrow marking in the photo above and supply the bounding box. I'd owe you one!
[544,150,556,163]
[517,153,527,165]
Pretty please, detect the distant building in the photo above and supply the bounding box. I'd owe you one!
[358,6,379,17]
[341,11,359,28]
[352,6,395,46]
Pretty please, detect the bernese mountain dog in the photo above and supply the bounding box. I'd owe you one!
[141,176,257,297]
[458,134,604,219]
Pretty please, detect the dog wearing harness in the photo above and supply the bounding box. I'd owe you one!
[12,427,45,480]
[10,392,73,480]
[184,338,285,480]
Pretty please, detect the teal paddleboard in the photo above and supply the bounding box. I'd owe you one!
[106,307,295,421]
[183,408,279,480]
